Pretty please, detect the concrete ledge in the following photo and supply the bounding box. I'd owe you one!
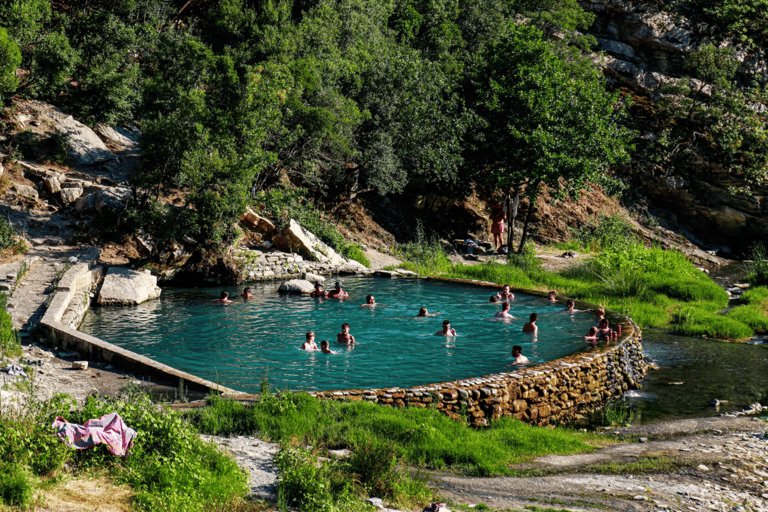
[42,319,236,395]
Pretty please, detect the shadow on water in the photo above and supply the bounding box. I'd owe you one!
[621,329,768,424]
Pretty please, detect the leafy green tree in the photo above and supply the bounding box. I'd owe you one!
[0,26,20,95]
[468,24,633,252]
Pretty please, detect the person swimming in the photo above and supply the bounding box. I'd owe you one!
[417,307,439,317]
[242,288,254,299]
[310,283,328,298]
[215,290,232,303]
[494,301,515,319]
[584,326,599,342]
[327,281,349,299]
[547,291,557,302]
[564,299,579,312]
[511,345,529,364]
[320,340,338,354]
[337,322,356,344]
[361,295,379,307]
[497,285,515,300]
[302,331,319,351]
[522,313,538,335]
[435,320,456,336]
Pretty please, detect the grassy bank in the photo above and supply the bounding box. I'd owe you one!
[395,224,766,341]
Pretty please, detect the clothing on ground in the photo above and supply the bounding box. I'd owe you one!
[52,412,137,456]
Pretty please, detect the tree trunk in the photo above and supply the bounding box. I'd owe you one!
[506,188,515,258]
[517,202,534,254]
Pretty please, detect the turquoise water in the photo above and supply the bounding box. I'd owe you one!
[79,278,599,393]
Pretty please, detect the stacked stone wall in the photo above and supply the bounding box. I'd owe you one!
[235,248,371,281]
[311,278,647,427]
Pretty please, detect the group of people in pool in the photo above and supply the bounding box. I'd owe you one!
[217,282,619,361]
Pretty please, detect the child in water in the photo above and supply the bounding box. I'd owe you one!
[215,290,232,303]
[320,340,338,354]
[302,331,319,351]
[495,301,515,319]
[337,323,356,344]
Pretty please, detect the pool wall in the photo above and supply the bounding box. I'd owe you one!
[310,278,648,427]
[40,268,647,426]
[40,262,237,395]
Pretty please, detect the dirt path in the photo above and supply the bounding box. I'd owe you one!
[430,417,768,512]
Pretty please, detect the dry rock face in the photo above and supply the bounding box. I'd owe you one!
[272,219,347,266]
[97,267,161,305]
[582,0,768,252]
[313,331,647,427]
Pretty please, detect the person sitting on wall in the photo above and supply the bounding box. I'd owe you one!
[522,313,538,335]
[511,345,529,364]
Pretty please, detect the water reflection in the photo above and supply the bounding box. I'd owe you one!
[626,329,768,423]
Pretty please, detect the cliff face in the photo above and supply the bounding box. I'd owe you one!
[581,0,768,254]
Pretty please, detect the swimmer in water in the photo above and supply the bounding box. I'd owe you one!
[498,285,514,300]
[435,320,457,336]
[361,295,378,307]
[302,331,319,351]
[511,345,529,364]
[584,326,599,342]
[215,290,232,303]
[494,301,516,319]
[547,290,557,302]
[337,322,356,344]
[417,307,439,317]
[242,287,254,299]
[310,282,328,298]
[522,312,538,335]
[564,299,581,312]
[320,340,338,354]
[327,281,349,299]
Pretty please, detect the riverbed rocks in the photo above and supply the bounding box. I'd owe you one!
[278,279,315,294]
[97,267,161,305]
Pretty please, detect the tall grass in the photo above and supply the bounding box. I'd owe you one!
[746,242,768,286]
[0,293,21,358]
[187,392,599,477]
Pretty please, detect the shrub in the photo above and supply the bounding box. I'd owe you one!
[0,293,21,357]
[0,462,33,509]
[673,305,754,341]
[746,243,768,286]
[0,27,21,95]
[727,305,768,333]
[276,448,351,512]
[571,214,636,251]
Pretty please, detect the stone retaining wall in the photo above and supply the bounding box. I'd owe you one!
[310,278,648,427]
[235,248,371,281]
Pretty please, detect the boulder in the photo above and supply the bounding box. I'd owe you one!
[75,187,130,214]
[14,184,38,201]
[43,175,61,194]
[60,187,83,204]
[54,115,114,165]
[159,240,192,267]
[278,279,315,294]
[240,208,276,234]
[95,124,140,147]
[302,272,326,283]
[97,267,162,305]
[272,219,347,266]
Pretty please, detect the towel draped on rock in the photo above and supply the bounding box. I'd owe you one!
[52,413,137,456]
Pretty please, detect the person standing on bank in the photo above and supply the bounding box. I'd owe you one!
[490,204,507,252]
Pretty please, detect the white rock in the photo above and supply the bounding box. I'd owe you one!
[278,279,315,294]
[55,115,114,165]
[97,267,162,305]
[302,272,325,283]
[72,361,88,370]
[697,464,710,472]
[14,184,38,201]
[272,219,347,266]
[60,187,83,204]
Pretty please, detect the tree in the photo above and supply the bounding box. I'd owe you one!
[0,26,20,95]
[468,23,634,252]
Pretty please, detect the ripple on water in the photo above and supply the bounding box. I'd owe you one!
[80,278,600,393]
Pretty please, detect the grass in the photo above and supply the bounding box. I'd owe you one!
[400,239,760,341]
[186,391,604,477]
[586,455,690,475]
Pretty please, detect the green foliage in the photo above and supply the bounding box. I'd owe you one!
[726,304,768,333]
[276,447,354,512]
[189,392,597,477]
[393,221,452,273]
[746,243,768,286]
[0,293,21,358]
[600,399,634,427]
[0,26,21,95]
[571,214,636,251]
[0,462,33,509]
[741,286,768,305]
[0,215,20,251]
[673,305,754,341]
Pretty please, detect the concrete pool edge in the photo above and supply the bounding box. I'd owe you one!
[41,267,647,425]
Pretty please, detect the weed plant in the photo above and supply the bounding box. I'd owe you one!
[746,243,768,286]
[0,216,24,254]
[0,293,21,358]
[188,392,599,478]
[673,306,754,341]
[0,389,249,511]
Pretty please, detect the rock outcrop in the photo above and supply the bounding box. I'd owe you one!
[97,267,161,305]
[240,208,275,234]
[272,219,347,265]
[278,279,315,294]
